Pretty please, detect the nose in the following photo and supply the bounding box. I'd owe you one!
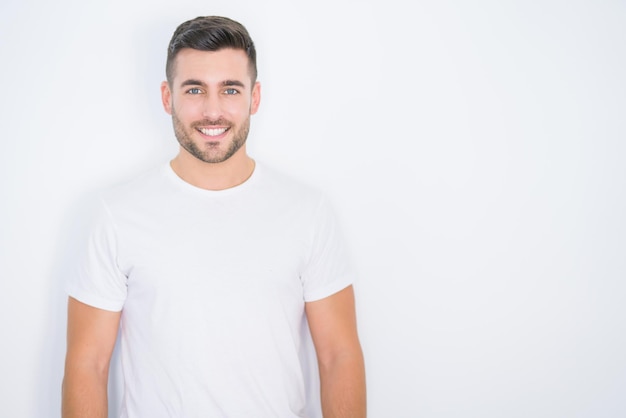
[202,91,223,121]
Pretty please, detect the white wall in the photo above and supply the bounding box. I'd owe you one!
[1,1,625,417]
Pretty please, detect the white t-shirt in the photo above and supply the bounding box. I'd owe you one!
[67,162,354,418]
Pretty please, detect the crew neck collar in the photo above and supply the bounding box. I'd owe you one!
[163,160,261,196]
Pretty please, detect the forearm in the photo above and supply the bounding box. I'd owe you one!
[62,368,109,418]
[319,351,367,418]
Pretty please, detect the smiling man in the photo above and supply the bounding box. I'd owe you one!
[62,16,366,418]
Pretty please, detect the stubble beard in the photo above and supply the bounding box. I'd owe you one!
[171,109,250,164]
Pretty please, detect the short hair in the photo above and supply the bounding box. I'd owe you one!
[166,16,257,85]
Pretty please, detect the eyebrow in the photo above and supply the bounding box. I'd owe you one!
[179,79,246,89]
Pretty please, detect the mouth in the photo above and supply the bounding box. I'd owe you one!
[197,127,229,137]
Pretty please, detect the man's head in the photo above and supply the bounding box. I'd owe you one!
[166,16,257,86]
[161,16,261,165]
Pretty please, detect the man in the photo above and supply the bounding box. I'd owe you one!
[62,16,366,418]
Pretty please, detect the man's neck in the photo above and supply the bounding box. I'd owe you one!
[170,147,255,191]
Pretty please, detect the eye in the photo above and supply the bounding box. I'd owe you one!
[224,88,239,95]
[187,88,203,95]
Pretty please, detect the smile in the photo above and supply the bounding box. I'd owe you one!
[198,127,229,137]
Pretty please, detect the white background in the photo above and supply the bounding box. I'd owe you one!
[1,0,625,417]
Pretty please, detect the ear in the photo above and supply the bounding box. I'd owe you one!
[250,81,261,115]
[161,81,173,115]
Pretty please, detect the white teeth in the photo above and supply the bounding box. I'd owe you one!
[200,127,227,136]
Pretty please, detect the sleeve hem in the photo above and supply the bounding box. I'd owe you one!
[66,286,125,312]
[303,277,354,303]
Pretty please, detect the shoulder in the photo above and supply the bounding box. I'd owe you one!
[255,162,326,205]
[252,162,342,232]
[99,163,170,208]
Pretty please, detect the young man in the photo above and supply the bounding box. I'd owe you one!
[62,16,366,418]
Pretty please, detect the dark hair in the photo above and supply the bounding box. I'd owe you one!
[166,16,257,85]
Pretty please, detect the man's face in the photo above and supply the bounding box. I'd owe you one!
[161,48,261,164]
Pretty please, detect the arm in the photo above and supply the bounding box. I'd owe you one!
[306,285,366,418]
[62,297,121,418]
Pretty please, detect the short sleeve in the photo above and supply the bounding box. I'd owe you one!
[65,197,128,311]
[301,196,354,302]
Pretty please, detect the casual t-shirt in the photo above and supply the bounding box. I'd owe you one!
[67,161,354,418]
